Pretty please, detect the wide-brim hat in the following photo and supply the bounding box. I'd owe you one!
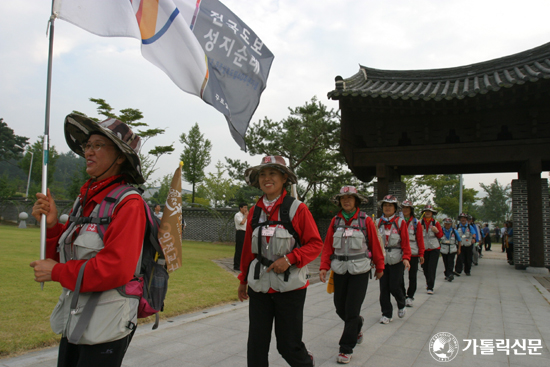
[458,212,468,219]
[330,186,369,206]
[377,194,401,209]
[443,218,453,224]
[421,204,438,214]
[244,155,297,189]
[64,113,145,184]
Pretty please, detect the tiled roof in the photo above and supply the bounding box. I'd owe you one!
[328,42,550,101]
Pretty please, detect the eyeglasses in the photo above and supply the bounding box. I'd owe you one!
[82,142,114,152]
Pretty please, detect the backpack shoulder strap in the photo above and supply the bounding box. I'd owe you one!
[250,204,263,230]
[358,211,368,239]
[280,196,301,247]
[96,185,141,240]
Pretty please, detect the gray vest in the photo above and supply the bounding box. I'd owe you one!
[440,230,458,254]
[376,217,404,265]
[423,220,441,250]
[50,193,141,345]
[407,219,419,256]
[247,199,309,293]
[458,225,474,247]
[331,216,371,275]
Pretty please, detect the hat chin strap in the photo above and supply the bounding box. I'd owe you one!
[90,156,121,182]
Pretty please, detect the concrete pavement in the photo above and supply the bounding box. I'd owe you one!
[3,252,550,367]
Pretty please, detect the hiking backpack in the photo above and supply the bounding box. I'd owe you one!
[67,184,169,344]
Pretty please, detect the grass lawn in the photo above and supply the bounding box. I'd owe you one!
[0,225,239,357]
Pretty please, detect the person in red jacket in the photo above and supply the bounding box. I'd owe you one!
[400,200,425,307]
[420,204,443,294]
[376,195,411,324]
[237,155,322,367]
[319,186,384,364]
[30,114,146,367]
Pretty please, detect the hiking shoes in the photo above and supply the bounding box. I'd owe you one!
[427,289,434,295]
[337,353,352,364]
[398,308,406,318]
[405,298,413,307]
[380,316,393,324]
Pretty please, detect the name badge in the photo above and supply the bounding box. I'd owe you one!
[262,226,275,237]
[385,228,391,236]
[344,228,354,237]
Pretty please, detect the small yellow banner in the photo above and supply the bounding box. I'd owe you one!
[158,164,183,273]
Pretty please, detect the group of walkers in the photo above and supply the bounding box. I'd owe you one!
[29,111,511,367]
[234,155,510,366]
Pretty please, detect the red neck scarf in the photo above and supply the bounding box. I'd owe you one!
[79,175,124,206]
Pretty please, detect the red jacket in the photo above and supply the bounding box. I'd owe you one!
[420,218,443,251]
[405,217,425,258]
[320,210,385,271]
[46,178,146,293]
[238,192,323,291]
[377,215,412,262]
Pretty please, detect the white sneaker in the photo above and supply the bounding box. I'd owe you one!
[405,298,413,307]
[337,353,351,364]
[398,308,406,318]
[427,289,434,295]
[380,316,393,324]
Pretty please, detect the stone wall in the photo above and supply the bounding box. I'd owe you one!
[511,179,550,268]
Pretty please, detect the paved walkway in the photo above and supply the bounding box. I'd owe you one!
[3,252,550,367]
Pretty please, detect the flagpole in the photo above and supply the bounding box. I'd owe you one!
[40,2,57,290]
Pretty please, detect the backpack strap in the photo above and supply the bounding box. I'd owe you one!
[67,261,101,344]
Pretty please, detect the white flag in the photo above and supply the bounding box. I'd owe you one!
[54,0,274,150]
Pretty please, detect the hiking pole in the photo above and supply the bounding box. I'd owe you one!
[39,3,57,290]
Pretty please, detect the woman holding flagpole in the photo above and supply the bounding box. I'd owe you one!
[30,113,146,367]
[237,155,323,367]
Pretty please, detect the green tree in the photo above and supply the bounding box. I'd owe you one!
[197,161,238,207]
[0,118,29,162]
[150,174,172,206]
[402,175,432,213]
[76,98,175,184]
[54,151,86,195]
[478,179,511,224]
[18,137,60,198]
[0,173,17,199]
[180,123,212,203]
[417,174,478,217]
[244,96,345,199]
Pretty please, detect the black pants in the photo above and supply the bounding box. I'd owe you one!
[402,257,419,299]
[484,235,492,250]
[457,245,473,274]
[422,249,440,291]
[234,230,246,269]
[333,271,369,354]
[441,253,456,278]
[379,262,406,318]
[57,329,135,367]
[247,287,313,367]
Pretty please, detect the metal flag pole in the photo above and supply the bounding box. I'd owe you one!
[40,3,57,290]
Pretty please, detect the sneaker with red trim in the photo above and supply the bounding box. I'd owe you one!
[308,350,315,366]
[337,353,352,364]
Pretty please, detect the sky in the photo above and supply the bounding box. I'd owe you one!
[1,0,549,195]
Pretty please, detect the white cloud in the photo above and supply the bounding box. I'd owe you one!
[1,0,549,192]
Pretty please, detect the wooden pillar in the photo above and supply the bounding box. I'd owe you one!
[376,164,400,217]
[524,159,545,268]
